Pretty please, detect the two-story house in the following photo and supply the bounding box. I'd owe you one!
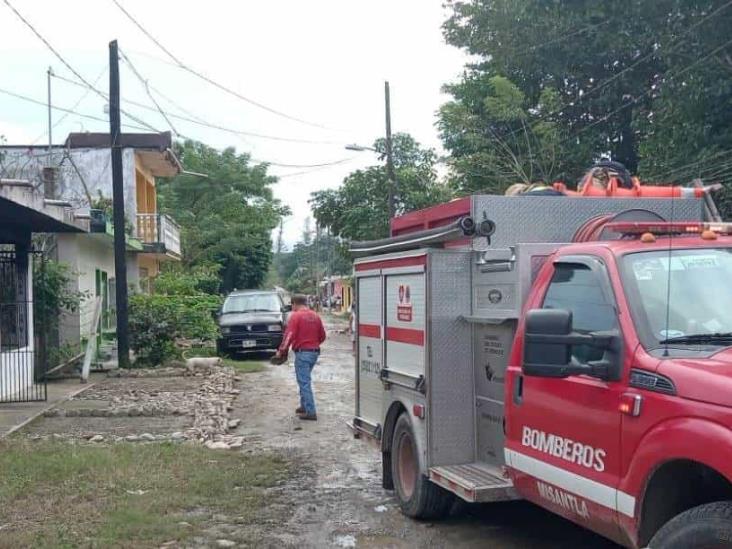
[0,132,182,349]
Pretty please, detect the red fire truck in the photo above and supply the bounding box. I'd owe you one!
[350,193,732,548]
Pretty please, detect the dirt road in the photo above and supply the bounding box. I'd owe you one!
[229,316,620,548]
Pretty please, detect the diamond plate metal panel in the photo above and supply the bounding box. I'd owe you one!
[427,250,475,466]
[471,196,704,247]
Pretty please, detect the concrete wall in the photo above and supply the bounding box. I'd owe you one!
[57,233,139,346]
[0,147,138,227]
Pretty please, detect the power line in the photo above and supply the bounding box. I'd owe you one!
[577,0,732,105]
[699,159,732,180]
[1,85,354,171]
[0,87,149,132]
[510,18,609,58]
[273,158,360,179]
[2,0,159,133]
[561,36,732,145]
[495,0,732,144]
[51,72,345,146]
[111,0,343,132]
[1,0,358,171]
[16,77,353,169]
[146,81,212,126]
[257,157,357,169]
[647,149,732,182]
[30,66,108,145]
[118,48,180,135]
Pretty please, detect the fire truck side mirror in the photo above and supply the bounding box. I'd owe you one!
[523,309,573,377]
[523,309,619,380]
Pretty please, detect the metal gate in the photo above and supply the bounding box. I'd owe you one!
[0,249,46,403]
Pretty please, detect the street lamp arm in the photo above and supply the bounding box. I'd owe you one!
[345,144,378,153]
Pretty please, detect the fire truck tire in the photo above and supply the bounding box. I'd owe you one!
[648,501,732,549]
[391,413,453,520]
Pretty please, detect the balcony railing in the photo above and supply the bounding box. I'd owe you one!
[135,213,181,257]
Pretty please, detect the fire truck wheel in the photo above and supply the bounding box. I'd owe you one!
[649,502,732,549]
[391,413,453,520]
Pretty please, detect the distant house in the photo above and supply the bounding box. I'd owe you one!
[319,275,353,312]
[0,132,182,349]
[0,179,87,402]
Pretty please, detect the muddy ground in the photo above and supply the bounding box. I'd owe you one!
[18,316,621,548]
[225,316,619,548]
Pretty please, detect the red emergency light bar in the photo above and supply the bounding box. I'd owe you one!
[605,221,732,236]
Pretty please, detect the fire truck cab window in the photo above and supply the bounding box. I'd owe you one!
[622,248,732,349]
[542,263,617,363]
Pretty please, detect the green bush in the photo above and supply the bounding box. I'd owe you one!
[153,264,220,296]
[128,294,222,367]
[33,259,88,333]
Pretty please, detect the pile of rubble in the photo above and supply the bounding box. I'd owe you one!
[41,359,251,450]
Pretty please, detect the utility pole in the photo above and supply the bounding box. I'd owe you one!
[384,81,396,220]
[314,222,321,301]
[109,40,130,369]
[275,219,284,256]
[46,66,53,165]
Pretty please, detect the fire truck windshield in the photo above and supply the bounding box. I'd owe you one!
[622,247,732,351]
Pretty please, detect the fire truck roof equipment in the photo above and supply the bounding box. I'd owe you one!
[350,215,479,257]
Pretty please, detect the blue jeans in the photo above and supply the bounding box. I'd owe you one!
[294,351,319,415]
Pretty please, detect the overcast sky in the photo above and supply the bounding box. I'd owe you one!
[1,0,467,247]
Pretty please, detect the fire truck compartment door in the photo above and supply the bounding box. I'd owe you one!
[356,275,384,430]
[384,273,426,378]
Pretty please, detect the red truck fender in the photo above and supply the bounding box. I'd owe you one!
[618,417,732,546]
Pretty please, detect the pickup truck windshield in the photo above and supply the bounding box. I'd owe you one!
[222,293,281,314]
[623,248,732,349]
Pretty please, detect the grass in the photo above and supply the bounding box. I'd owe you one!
[223,359,267,373]
[181,346,218,359]
[0,440,289,548]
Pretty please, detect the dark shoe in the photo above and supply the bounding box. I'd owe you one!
[295,406,305,414]
[298,413,317,421]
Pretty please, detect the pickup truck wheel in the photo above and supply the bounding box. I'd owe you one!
[391,413,453,520]
[649,502,732,549]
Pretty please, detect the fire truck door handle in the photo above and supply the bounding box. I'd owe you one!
[513,375,523,405]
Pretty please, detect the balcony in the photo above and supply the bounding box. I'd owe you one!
[135,213,181,258]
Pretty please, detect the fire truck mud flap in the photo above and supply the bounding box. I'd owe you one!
[429,463,520,503]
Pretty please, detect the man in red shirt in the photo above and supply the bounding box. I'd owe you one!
[275,294,326,420]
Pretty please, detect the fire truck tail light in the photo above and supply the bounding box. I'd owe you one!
[413,404,425,419]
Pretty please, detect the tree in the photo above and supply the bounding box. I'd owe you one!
[310,133,452,241]
[157,140,288,293]
[440,0,732,193]
[634,2,732,186]
[275,223,351,294]
[440,74,568,194]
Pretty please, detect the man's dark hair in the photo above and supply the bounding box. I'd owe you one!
[292,294,308,306]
